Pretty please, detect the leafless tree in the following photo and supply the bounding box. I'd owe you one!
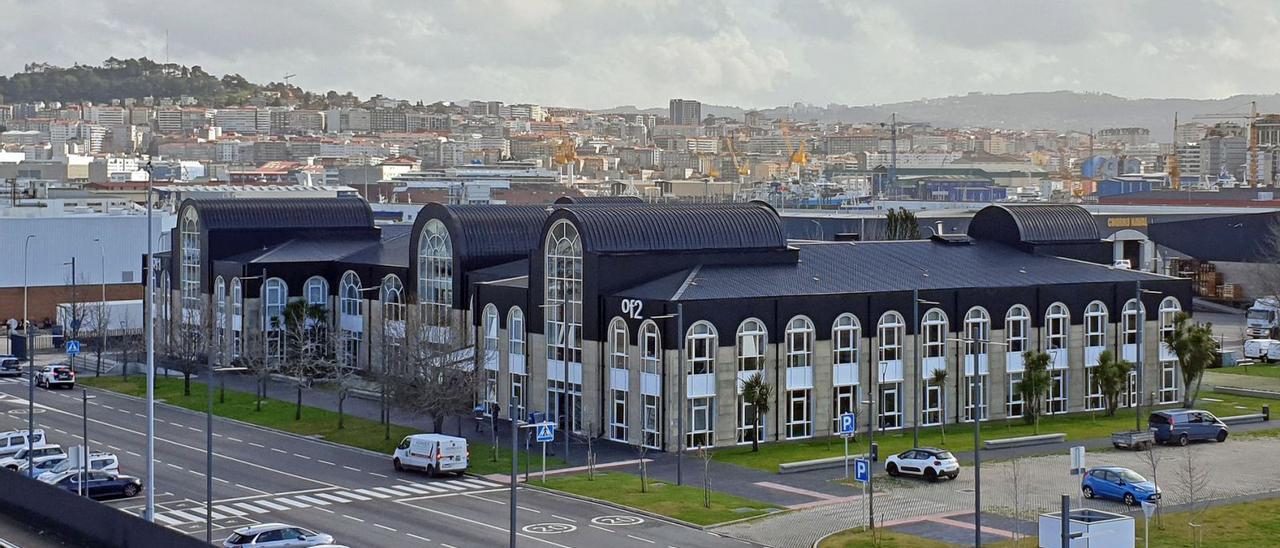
[85,302,112,377]
[386,317,483,435]
[1144,441,1165,528]
[235,325,275,412]
[283,301,332,421]
[635,444,650,493]
[697,446,713,508]
[1176,445,1211,542]
[327,353,362,430]
[1006,456,1026,546]
[159,302,212,396]
[116,318,143,380]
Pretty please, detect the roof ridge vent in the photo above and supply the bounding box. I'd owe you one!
[931,233,973,246]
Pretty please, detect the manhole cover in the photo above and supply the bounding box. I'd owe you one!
[522,523,576,534]
[591,515,644,526]
[957,488,976,493]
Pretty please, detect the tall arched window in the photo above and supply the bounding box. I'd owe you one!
[508,306,526,420]
[480,304,499,413]
[921,309,947,426]
[685,321,717,448]
[1122,299,1143,346]
[876,311,905,429]
[1084,301,1108,411]
[963,307,990,422]
[544,220,583,434]
[179,208,201,326]
[784,316,814,439]
[735,318,767,444]
[213,277,226,364]
[264,278,287,364]
[832,314,860,433]
[639,320,662,449]
[1005,305,1030,418]
[1045,303,1070,414]
[230,278,243,358]
[305,276,329,308]
[381,275,406,367]
[607,317,629,441]
[339,271,363,368]
[1085,301,1107,349]
[418,219,453,328]
[1158,297,1182,403]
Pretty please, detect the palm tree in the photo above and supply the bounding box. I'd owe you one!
[930,368,949,444]
[1019,350,1052,434]
[1095,350,1132,417]
[741,371,771,453]
[1165,312,1216,408]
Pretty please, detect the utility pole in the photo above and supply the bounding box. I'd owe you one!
[144,160,155,522]
[889,113,898,191]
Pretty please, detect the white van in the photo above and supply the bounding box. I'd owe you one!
[392,434,468,476]
[0,429,46,458]
[1245,338,1278,362]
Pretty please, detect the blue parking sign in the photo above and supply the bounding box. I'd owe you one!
[854,458,870,483]
[839,412,856,435]
[536,423,555,443]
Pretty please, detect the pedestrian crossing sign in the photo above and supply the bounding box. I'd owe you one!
[536,423,555,443]
[66,340,80,357]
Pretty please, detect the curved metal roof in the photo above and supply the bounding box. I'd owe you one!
[549,202,787,254]
[553,195,644,205]
[182,197,374,231]
[411,202,551,267]
[968,204,1099,244]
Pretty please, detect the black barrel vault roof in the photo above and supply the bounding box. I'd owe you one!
[553,195,644,205]
[411,202,551,267]
[968,204,1100,245]
[184,197,375,231]
[548,202,788,254]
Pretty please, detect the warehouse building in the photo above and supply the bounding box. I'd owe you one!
[161,197,1191,453]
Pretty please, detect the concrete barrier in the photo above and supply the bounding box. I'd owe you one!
[778,454,866,474]
[1214,386,1280,400]
[1221,413,1267,425]
[983,432,1066,450]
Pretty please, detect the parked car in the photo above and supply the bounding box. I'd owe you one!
[37,451,119,482]
[222,523,335,547]
[884,447,960,482]
[0,429,46,458]
[0,356,22,377]
[18,455,67,478]
[35,365,75,389]
[0,444,65,470]
[1149,410,1228,446]
[392,433,469,476]
[1082,467,1161,506]
[50,471,141,500]
[1245,338,1279,362]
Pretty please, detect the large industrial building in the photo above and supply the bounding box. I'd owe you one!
[160,197,1190,452]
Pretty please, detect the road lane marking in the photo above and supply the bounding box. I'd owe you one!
[213,505,246,517]
[231,502,270,514]
[590,524,615,533]
[342,514,364,522]
[627,535,656,544]
[551,515,576,523]
[293,453,311,460]
[168,510,203,522]
[464,478,504,488]
[373,486,416,497]
[334,490,371,501]
[454,479,499,489]
[342,465,361,472]
[271,448,287,454]
[166,463,183,471]
[373,523,396,532]
[313,506,335,514]
[356,488,391,499]
[227,437,242,442]
[294,495,330,506]
[248,442,265,448]
[406,533,431,542]
[126,451,141,457]
[313,492,352,504]
[442,544,458,548]
[517,505,542,513]
[393,499,572,548]
[368,472,387,478]
[317,459,335,466]
[432,481,465,491]
[153,513,183,526]
[236,483,270,495]
[464,493,504,505]
[253,499,290,511]
[214,477,230,484]
[274,497,309,508]
[396,483,443,493]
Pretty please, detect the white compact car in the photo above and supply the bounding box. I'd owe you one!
[392,433,469,476]
[0,429,46,458]
[0,444,64,470]
[223,523,334,547]
[38,451,119,483]
[35,365,76,389]
[885,447,960,482]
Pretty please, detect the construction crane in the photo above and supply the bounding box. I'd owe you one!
[780,121,808,178]
[1194,101,1259,187]
[553,136,578,186]
[1168,113,1181,190]
[282,73,297,85]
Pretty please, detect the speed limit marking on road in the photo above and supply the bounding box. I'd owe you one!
[523,523,577,534]
[591,515,645,526]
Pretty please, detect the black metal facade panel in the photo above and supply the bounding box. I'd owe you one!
[553,195,645,205]
[184,197,375,231]
[1147,211,1279,262]
[969,204,1100,245]
[545,203,787,255]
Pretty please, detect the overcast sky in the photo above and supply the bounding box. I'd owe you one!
[2,0,1278,109]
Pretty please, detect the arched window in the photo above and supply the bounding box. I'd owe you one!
[1159,297,1180,339]
[640,321,660,376]
[480,303,499,412]
[1158,297,1182,404]
[179,208,201,326]
[230,278,243,358]
[1045,303,1069,352]
[785,316,815,439]
[607,317,629,441]
[963,307,991,422]
[1005,305,1029,353]
[381,275,405,348]
[418,219,453,327]
[608,318,629,370]
[545,220,583,365]
[1122,299,1144,346]
[213,277,226,364]
[1005,305,1030,418]
[922,309,947,360]
[833,314,860,368]
[964,307,990,354]
[877,312,904,363]
[786,317,814,368]
[305,276,329,308]
[508,307,525,358]
[263,278,287,364]
[686,322,717,376]
[339,271,363,368]
[1085,301,1107,348]
[508,306,527,421]
[921,309,947,426]
[831,313,861,434]
[639,320,662,449]
[736,319,767,373]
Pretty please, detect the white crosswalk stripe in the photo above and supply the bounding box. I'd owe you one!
[168,510,204,523]
[399,483,445,493]
[453,479,498,489]
[153,513,183,526]
[334,490,371,501]
[253,499,291,511]
[464,478,504,488]
[275,497,310,508]
[214,505,247,517]
[232,502,271,514]
[433,481,465,491]
[313,492,352,504]
[294,495,331,506]
[374,486,419,496]
[355,488,392,499]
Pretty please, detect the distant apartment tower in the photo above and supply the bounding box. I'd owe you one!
[669,99,702,125]
[1098,127,1151,147]
[470,101,504,117]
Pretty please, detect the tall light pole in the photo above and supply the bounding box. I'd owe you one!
[23,234,36,479]
[947,337,1007,548]
[80,390,95,496]
[537,302,569,459]
[207,365,247,543]
[862,398,874,530]
[648,312,680,484]
[912,293,938,448]
[143,160,156,522]
[1135,283,1163,430]
[93,238,106,377]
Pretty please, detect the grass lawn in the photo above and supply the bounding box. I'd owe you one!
[1212,363,1280,380]
[820,529,1019,548]
[80,376,564,476]
[715,391,1274,472]
[821,494,1280,547]
[538,471,779,526]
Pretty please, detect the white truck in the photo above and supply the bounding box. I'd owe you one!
[392,434,469,477]
[1247,297,1280,339]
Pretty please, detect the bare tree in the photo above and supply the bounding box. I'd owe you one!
[116,318,143,380]
[386,317,482,435]
[85,302,112,377]
[1006,456,1026,546]
[283,301,331,421]
[1143,441,1165,528]
[697,446,713,509]
[328,352,362,430]
[1176,445,1211,542]
[236,325,275,412]
[160,302,212,396]
[635,444,650,493]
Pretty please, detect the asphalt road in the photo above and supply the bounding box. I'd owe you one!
[0,373,758,548]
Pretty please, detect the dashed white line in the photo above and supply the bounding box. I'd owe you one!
[271,448,287,454]
[186,426,200,432]
[373,523,396,532]
[627,535,656,545]
[590,524,615,533]
[343,465,361,472]
[406,533,431,542]
[165,463,183,471]
[212,433,224,438]
[126,450,141,457]
[293,453,311,460]
[341,515,364,523]
[227,436,242,442]
[133,413,145,418]
[313,506,335,514]
[441,544,458,548]
[248,442,264,448]
[517,505,542,514]
[101,404,113,410]
[214,477,230,484]
[368,472,387,478]
[317,459,335,466]
[551,515,577,523]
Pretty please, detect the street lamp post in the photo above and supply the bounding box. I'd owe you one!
[93,238,106,377]
[912,293,939,448]
[1135,283,1163,431]
[80,390,95,496]
[24,234,36,478]
[143,160,156,522]
[207,365,247,543]
[861,398,874,530]
[538,303,570,460]
[947,336,1008,548]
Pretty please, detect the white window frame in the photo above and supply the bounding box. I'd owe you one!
[877,312,904,363]
[418,218,453,328]
[786,389,812,439]
[1085,301,1107,349]
[786,317,814,368]
[1045,303,1069,352]
[1048,370,1068,414]
[833,313,860,370]
[640,321,660,376]
[687,397,713,448]
[686,322,717,376]
[1006,305,1029,354]
[1007,372,1024,418]
[610,389,628,441]
[922,308,946,359]
[878,382,902,430]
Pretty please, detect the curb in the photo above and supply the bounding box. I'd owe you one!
[522,479,787,532]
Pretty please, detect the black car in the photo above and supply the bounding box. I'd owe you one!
[53,471,142,500]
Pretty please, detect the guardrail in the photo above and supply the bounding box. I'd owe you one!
[983,432,1066,450]
[778,454,866,474]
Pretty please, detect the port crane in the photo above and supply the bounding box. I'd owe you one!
[1193,101,1259,187]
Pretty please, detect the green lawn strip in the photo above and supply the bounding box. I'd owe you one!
[80,376,563,476]
[822,494,1280,547]
[536,471,779,526]
[1212,364,1280,379]
[715,391,1273,472]
[820,528,1020,548]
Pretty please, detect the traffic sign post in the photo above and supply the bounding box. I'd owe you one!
[66,340,80,357]
[839,413,856,479]
[1140,500,1157,548]
[854,458,870,484]
[534,422,555,483]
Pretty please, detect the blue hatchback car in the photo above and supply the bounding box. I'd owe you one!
[1082,467,1160,506]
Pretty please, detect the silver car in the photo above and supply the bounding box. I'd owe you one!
[223,523,334,547]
